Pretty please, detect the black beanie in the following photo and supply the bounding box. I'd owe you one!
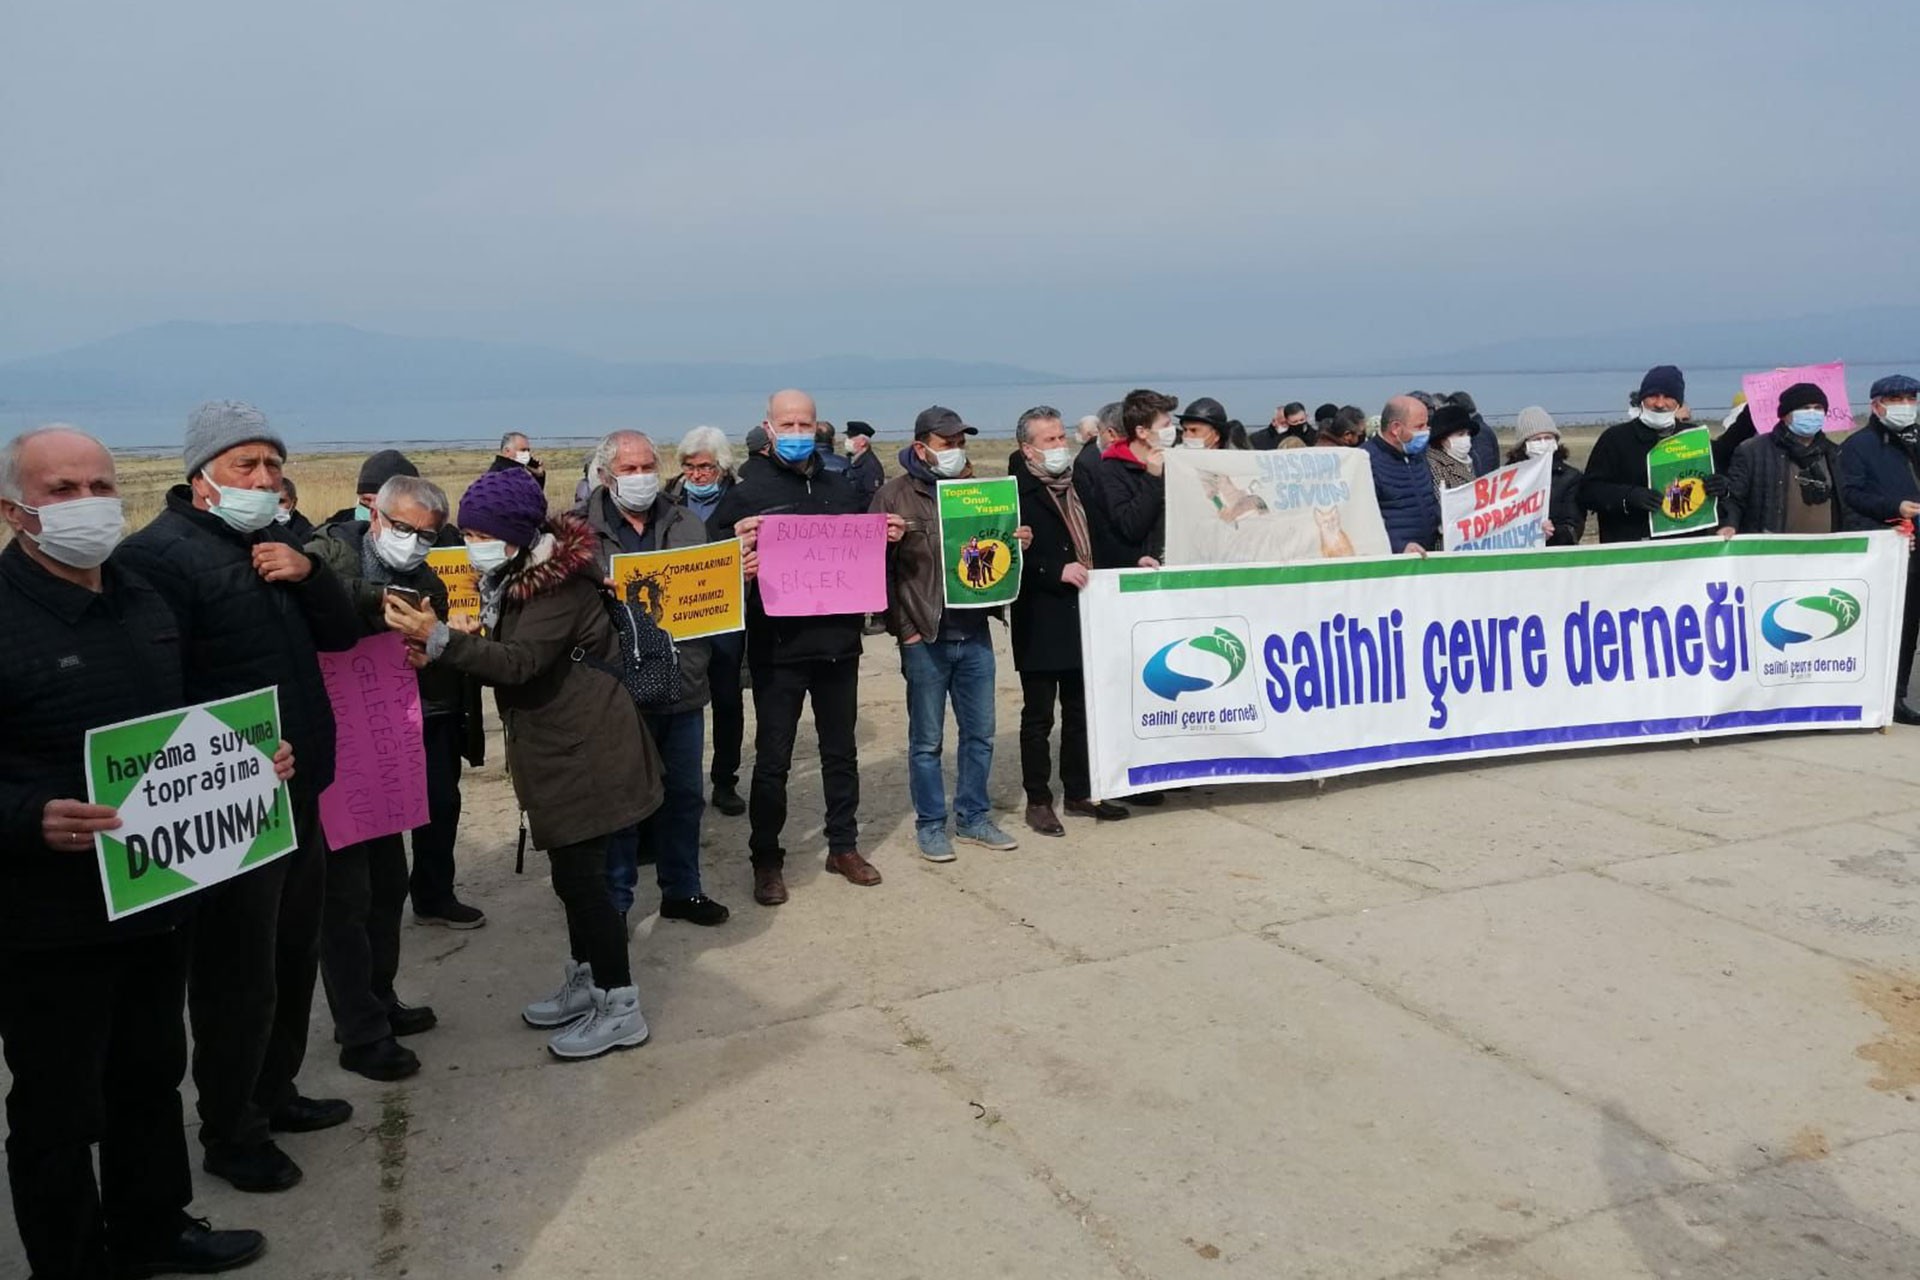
[357,449,420,495]
[1776,382,1829,417]
[1639,365,1686,403]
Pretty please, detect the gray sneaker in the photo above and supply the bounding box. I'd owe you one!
[955,819,1018,851]
[917,826,956,862]
[548,985,650,1060]
[522,960,595,1029]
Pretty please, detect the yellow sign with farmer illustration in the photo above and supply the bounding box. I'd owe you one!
[608,539,745,641]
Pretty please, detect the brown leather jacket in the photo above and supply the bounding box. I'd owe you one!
[870,469,945,643]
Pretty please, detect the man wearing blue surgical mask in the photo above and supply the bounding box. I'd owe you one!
[1717,381,1852,538]
[117,401,363,1195]
[577,429,732,931]
[1363,395,1441,554]
[710,390,907,907]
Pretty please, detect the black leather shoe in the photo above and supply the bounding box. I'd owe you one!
[120,1216,267,1276]
[386,1001,438,1037]
[266,1095,353,1134]
[1064,799,1131,821]
[661,894,731,926]
[203,1141,302,1193]
[1896,701,1920,726]
[710,784,747,816]
[340,1036,421,1082]
[1127,791,1166,807]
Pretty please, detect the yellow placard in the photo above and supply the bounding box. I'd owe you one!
[609,539,745,641]
[425,547,480,626]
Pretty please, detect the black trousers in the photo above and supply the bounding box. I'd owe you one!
[748,657,860,864]
[1019,669,1091,804]
[1899,553,1920,702]
[1,931,192,1278]
[319,834,408,1048]
[189,787,324,1150]
[549,836,629,989]
[409,713,465,914]
[707,632,747,790]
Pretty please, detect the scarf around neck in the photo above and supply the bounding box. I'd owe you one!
[1034,461,1092,567]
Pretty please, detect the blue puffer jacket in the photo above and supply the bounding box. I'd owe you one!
[1365,436,1441,550]
[1839,417,1920,531]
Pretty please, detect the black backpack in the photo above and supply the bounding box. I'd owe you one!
[572,589,681,710]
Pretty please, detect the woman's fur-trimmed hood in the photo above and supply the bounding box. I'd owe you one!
[503,512,601,602]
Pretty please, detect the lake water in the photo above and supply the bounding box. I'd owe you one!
[10,363,1914,454]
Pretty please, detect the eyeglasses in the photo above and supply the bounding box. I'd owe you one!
[380,513,429,538]
[681,461,722,477]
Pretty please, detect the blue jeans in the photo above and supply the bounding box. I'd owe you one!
[900,633,996,832]
[606,709,706,914]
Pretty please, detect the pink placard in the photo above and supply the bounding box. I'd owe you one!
[318,632,428,851]
[756,514,889,617]
[1742,362,1854,435]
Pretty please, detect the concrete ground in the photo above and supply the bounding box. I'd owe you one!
[6,630,1920,1279]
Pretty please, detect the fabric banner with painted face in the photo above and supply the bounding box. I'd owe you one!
[937,476,1022,607]
[1164,447,1390,566]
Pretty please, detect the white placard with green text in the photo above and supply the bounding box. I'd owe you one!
[85,685,296,921]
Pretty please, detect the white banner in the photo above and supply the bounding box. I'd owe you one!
[1082,534,1906,797]
[1441,452,1551,552]
[1164,446,1390,566]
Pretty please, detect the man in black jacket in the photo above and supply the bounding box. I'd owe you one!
[1,426,270,1277]
[1008,410,1131,836]
[711,390,905,907]
[487,431,546,489]
[1089,389,1176,568]
[1841,373,1920,722]
[116,401,362,1195]
[1249,402,1312,451]
[1579,365,1727,543]
[844,420,885,506]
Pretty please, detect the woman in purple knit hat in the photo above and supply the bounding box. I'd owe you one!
[382,466,665,1061]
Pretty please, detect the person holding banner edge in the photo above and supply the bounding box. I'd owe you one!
[871,406,1032,861]
[578,429,731,928]
[1839,373,1920,724]
[1364,396,1442,554]
[1508,407,1586,546]
[1716,382,1851,539]
[1,426,281,1277]
[1008,408,1132,835]
[116,401,363,1195]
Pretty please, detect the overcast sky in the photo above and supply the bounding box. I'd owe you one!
[4,0,1914,374]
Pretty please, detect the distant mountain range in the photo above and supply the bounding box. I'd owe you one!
[0,322,1062,407]
[1408,305,1920,376]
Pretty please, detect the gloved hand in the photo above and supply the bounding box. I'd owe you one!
[1627,488,1664,514]
[1702,472,1730,497]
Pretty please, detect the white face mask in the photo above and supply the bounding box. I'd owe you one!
[610,472,660,512]
[513,450,533,465]
[1038,446,1073,476]
[374,523,429,572]
[1444,435,1473,461]
[466,539,512,575]
[929,447,968,478]
[1639,408,1678,432]
[273,508,293,525]
[1883,403,1919,429]
[1524,437,1559,458]
[15,495,126,569]
[200,475,281,533]
[1154,425,1180,449]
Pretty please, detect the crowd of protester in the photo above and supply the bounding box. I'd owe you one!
[5,361,1920,1275]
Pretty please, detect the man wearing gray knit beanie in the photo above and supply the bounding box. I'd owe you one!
[118,400,365,1194]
